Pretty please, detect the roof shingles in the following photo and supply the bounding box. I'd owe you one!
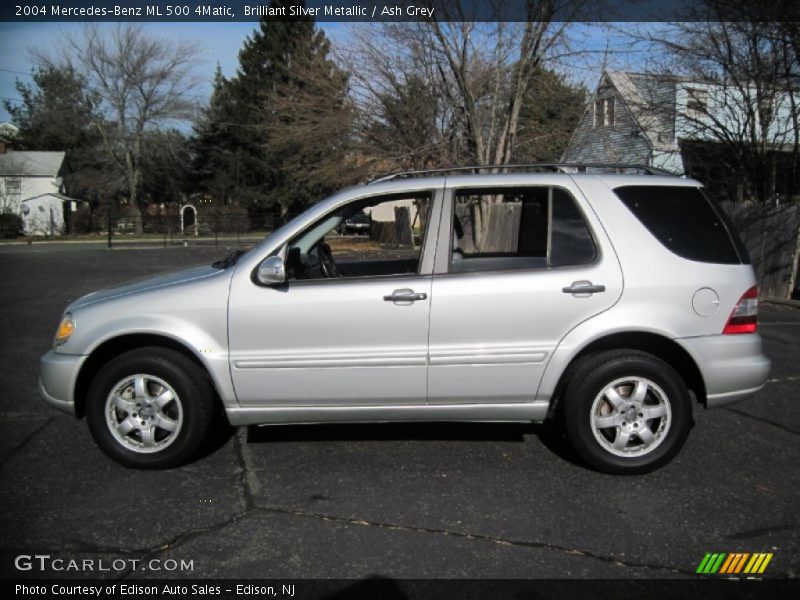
[0,151,66,177]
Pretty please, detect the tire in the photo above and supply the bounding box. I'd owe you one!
[86,347,215,469]
[562,350,691,474]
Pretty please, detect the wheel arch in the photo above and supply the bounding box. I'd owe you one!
[74,333,222,419]
[547,331,706,418]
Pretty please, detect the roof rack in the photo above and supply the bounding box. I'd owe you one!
[368,162,676,184]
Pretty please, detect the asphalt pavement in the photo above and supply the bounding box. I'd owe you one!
[0,243,798,582]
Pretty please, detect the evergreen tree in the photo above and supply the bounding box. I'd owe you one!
[140,129,194,206]
[4,65,98,152]
[193,64,241,204]
[515,68,587,162]
[194,0,353,215]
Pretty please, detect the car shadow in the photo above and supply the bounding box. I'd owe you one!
[243,419,585,467]
[192,413,614,469]
[244,420,536,443]
[192,412,237,461]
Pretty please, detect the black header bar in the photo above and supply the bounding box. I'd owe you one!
[3,0,799,23]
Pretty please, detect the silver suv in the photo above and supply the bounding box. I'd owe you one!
[38,165,771,473]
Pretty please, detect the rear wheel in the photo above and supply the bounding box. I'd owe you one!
[563,350,691,474]
[86,348,215,469]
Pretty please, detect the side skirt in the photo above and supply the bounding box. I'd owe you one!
[225,401,550,426]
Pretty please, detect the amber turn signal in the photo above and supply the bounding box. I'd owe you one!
[55,315,75,344]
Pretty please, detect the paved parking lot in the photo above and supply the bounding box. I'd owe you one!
[0,243,799,581]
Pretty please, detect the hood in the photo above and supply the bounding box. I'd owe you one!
[67,265,224,312]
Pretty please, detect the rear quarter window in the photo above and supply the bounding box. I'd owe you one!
[612,185,749,264]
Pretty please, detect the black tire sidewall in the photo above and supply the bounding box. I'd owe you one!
[86,348,213,469]
[564,352,692,474]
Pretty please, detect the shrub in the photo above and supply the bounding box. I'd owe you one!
[0,212,23,238]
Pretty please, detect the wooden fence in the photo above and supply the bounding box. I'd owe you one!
[719,201,800,299]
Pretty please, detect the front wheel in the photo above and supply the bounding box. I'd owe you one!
[563,350,692,474]
[86,348,215,469]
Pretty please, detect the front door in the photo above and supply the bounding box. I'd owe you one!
[228,189,438,406]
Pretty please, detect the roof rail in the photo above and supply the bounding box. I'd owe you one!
[367,163,676,184]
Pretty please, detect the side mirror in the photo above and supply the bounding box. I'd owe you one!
[256,256,286,285]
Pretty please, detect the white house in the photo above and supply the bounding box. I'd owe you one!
[0,150,69,235]
[21,192,87,236]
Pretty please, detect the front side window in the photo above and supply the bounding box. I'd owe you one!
[285,192,431,281]
[450,186,596,273]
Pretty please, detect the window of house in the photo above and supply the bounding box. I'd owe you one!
[686,88,708,117]
[450,187,596,273]
[4,178,21,196]
[594,97,615,127]
[285,192,432,281]
[606,96,615,126]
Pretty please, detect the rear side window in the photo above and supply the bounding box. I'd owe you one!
[450,186,596,273]
[613,185,749,264]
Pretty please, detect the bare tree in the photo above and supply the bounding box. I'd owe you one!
[346,0,583,174]
[634,4,799,203]
[35,24,200,230]
[343,1,585,248]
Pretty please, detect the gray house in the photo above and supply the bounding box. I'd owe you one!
[563,70,685,174]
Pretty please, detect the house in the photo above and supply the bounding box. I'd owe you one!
[21,192,86,236]
[563,70,798,200]
[0,150,70,235]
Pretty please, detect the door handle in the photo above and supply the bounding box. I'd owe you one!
[562,280,606,295]
[383,289,428,303]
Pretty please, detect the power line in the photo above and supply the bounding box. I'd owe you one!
[0,67,34,77]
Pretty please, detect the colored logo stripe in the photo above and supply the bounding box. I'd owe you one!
[720,553,749,574]
[697,552,773,575]
[744,553,773,574]
[697,553,726,573]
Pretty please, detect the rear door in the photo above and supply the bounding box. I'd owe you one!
[427,177,623,404]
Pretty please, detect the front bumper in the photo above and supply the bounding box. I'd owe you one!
[38,351,87,416]
[676,334,771,408]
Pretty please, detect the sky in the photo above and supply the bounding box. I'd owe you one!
[0,21,647,125]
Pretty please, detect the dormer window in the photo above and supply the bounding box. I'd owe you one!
[594,96,615,127]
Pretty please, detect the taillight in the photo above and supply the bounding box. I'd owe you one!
[723,286,758,334]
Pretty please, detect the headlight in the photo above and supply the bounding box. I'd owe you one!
[55,314,75,345]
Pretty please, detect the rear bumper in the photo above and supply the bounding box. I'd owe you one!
[38,351,87,416]
[676,334,771,408]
